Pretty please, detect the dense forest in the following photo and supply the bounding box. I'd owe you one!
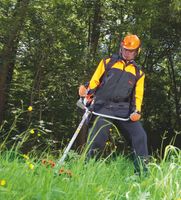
[0,0,180,156]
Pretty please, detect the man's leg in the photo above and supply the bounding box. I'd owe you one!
[117,120,149,175]
[87,116,112,160]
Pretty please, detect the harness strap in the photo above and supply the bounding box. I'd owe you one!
[101,54,121,83]
[130,60,144,81]
[102,54,144,83]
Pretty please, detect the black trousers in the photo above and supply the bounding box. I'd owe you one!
[87,116,148,159]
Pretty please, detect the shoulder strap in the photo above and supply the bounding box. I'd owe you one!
[103,54,120,72]
[86,54,121,95]
[101,54,120,81]
[101,55,144,83]
[131,60,144,81]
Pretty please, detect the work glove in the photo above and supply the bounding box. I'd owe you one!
[78,84,94,107]
[78,85,87,97]
[130,111,141,121]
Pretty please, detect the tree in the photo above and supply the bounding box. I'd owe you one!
[0,0,30,123]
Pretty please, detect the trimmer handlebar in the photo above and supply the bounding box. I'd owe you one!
[76,99,129,121]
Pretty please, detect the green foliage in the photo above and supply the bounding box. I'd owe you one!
[0,147,180,199]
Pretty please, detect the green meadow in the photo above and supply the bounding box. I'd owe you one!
[0,145,180,200]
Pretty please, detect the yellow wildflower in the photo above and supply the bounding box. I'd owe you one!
[30,129,35,134]
[28,163,34,170]
[28,106,33,112]
[23,154,29,160]
[37,133,41,137]
[0,179,6,186]
[109,128,112,132]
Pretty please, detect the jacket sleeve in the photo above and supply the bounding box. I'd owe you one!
[134,72,145,112]
[88,59,106,90]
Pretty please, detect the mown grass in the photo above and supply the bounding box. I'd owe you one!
[0,145,181,200]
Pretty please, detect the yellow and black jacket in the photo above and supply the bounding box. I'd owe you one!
[88,55,145,117]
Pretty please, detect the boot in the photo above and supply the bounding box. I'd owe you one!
[133,155,149,176]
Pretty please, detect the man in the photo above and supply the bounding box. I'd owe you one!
[79,34,149,175]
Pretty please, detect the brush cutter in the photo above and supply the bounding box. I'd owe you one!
[57,108,90,166]
[57,99,129,166]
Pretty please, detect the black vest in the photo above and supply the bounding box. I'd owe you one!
[93,54,143,117]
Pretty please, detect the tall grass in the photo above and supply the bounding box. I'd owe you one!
[0,145,180,200]
[0,109,180,199]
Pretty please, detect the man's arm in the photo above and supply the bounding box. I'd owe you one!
[135,72,145,112]
[88,59,106,91]
[130,71,145,121]
[78,59,106,106]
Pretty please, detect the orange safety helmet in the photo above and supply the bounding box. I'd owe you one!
[121,34,141,50]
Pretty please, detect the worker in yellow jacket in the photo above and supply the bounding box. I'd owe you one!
[79,34,149,175]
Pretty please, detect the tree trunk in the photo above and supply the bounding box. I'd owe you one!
[0,0,30,123]
[90,0,102,57]
[167,55,180,128]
